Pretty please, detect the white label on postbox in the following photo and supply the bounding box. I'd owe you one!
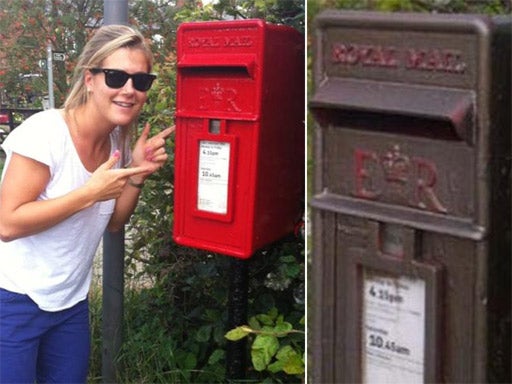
[362,269,425,383]
[197,140,230,214]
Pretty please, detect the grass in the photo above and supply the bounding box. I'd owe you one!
[88,285,104,383]
[86,283,227,384]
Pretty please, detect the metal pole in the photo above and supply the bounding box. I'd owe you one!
[101,229,125,383]
[102,1,128,383]
[46,44,54,109]
[104,0,129,25]
[226,258,249,380]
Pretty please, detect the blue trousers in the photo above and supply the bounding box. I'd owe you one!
[0,288,90,384]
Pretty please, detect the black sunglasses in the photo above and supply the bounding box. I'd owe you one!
[90,68,156,92]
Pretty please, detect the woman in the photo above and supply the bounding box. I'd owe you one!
[0,25,174,383]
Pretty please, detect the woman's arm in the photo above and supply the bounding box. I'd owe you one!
[0,151,147,242]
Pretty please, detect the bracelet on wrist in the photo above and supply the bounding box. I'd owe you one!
[127,178,144,189]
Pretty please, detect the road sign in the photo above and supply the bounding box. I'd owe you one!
[53,52,65,61]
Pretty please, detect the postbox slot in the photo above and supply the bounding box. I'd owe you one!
[312,108,461,141]
[178,54,256,78]
[309,78,474,144]
[180,66,251,78]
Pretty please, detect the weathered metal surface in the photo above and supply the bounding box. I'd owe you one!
[310,10,511,383]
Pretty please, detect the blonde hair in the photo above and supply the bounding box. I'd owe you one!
[64,24,153,164]
[64,24,152,110]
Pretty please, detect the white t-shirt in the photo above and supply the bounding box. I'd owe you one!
[0,109,125,311]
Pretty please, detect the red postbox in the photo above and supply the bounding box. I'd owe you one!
[172,19,304,258]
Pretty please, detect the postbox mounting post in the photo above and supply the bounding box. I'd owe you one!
[226,258,249,380]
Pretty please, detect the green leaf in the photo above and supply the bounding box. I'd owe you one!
[195,325,212,342]
[280,255,296,263]
[276,345,295,361]
[248,316,261,330]
[276,345,305,375]
[268,307,278,319]
[285,263,301,278]
[208,349,225,365]
[251,335,279,371]
[225,326,251,341]
[176,351,197,370]
[273,321,293,336]
[267,359,285,373]
[283,353,305,375]
[256,313,275,326]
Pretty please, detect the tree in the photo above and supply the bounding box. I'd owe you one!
[0,0,103,106]
[0,0,305,107]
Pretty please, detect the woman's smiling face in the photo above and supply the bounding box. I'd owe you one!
[85,47,151,128]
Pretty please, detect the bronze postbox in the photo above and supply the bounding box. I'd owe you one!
[309,10,511,383]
